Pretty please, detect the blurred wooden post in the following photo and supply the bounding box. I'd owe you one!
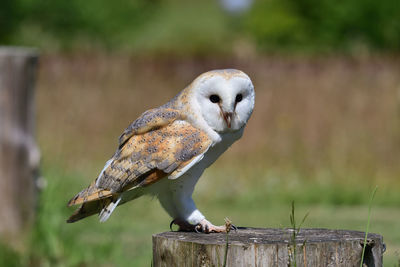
[0,47,40,242]
[153,228,384,266]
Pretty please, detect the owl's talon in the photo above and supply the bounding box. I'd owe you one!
[195,219,227,233]
[169,220,176,231]
[170,219,232,233]
[171,218,197,232]
[231,224,237,232]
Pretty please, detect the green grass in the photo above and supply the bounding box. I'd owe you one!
[0,243,21,267]
[1,163,395,266]
[26,164,169,266]
[361,186,378,267]
[288,201,309,267]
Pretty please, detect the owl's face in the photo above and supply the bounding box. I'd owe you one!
[192,70,255,133]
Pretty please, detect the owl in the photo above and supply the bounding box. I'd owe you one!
[67,69,255,233]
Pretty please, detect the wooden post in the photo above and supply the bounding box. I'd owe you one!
[153,228,385,267]
[0,47,40,243]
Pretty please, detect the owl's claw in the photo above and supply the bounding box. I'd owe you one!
[170,218,196,232]
[195,219,228,234]
[170,218,234,233]
[169,220,175,231]
[231,224,238,232]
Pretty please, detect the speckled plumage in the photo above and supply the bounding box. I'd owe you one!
[67,69,255,232]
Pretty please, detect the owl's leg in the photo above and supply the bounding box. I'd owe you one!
[160,177,234,233]
[157,187,199,232]
[170,190,234,233]
[167,194,207,232]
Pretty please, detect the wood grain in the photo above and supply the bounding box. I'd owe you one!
[153,228,384,267]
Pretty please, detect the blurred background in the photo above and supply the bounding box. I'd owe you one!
[1,0,400,265]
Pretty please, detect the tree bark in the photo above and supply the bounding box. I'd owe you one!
[153,228,384,267]
[0,47,40,243]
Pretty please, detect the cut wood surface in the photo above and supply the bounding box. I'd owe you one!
[153,228,384,267]
[0,47,40,243]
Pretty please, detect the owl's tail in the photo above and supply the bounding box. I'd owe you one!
[67,195,121,223]
[67,183,144,223]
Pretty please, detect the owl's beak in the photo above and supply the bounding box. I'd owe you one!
[222,112,233,128]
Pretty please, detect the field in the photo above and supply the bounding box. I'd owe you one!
[3,54,399,266]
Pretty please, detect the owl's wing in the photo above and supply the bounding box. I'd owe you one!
[68,109,212,207]
[118,108,185,148]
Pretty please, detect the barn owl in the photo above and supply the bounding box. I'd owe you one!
[67,69,255,233]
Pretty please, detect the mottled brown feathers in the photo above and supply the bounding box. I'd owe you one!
[67,180,113,206]
[67,196,115,223]
[95,119,211,193]
[67,110,211,222]
[118,108,184,148]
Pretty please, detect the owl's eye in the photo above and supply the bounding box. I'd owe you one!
[235,93,243,103]
[209,94,220,103]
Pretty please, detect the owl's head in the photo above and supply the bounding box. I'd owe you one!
[189,69,255,134]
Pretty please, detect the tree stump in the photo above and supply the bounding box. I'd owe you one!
[0,47,40,244]
[153,228,384,267]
